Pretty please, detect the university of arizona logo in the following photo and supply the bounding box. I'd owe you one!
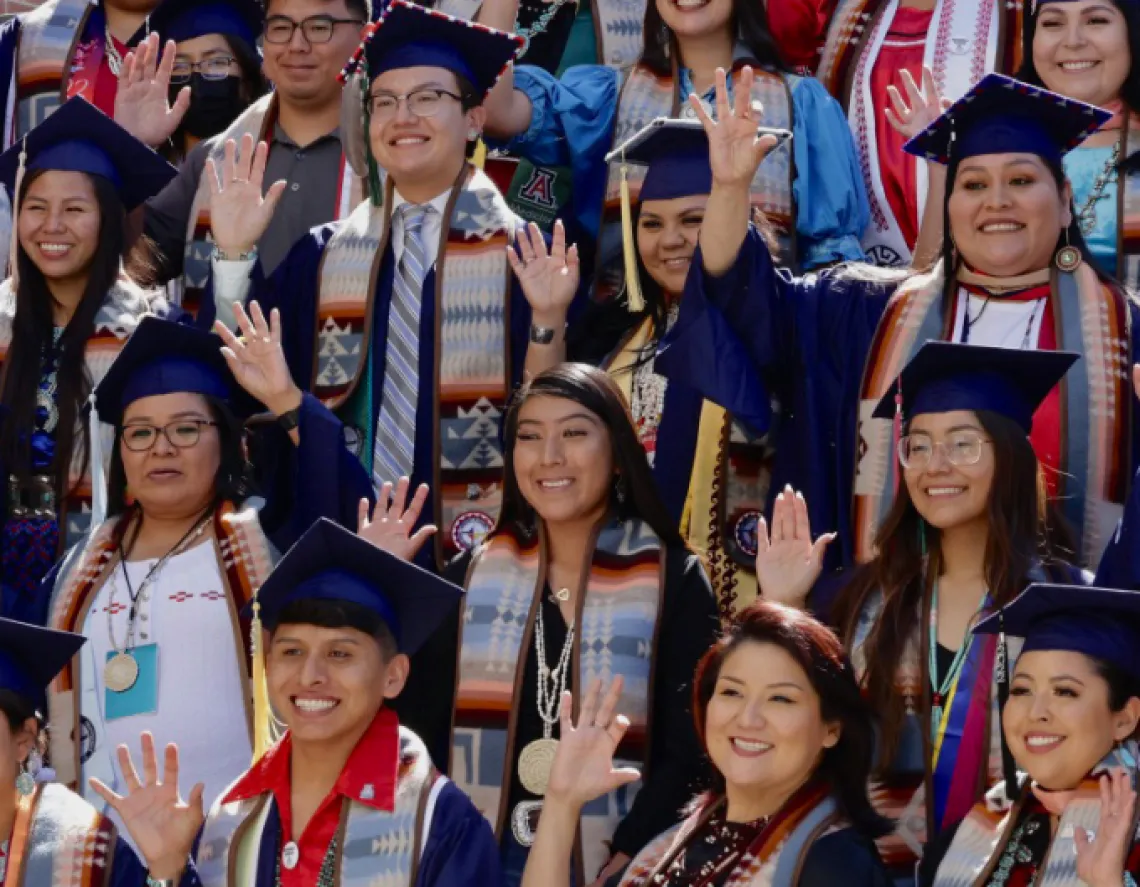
[518,168,559,209]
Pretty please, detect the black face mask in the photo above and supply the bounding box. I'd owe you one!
[172,74,245,140]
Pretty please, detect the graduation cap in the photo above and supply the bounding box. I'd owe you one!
[871,341,1080,433]
[343,0,522,100]
[606,118,714,203]
[92,316,249,426]
[0,97,177,213]
[133,0,264,51]
[0,618,86,709]
[904,73,1111,167]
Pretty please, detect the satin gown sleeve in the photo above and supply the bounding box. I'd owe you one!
[413,780,503,887]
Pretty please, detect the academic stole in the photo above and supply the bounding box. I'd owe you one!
[594,62,795,304]
[607,318,769,623]
[45,503,271,791]
[847,585,1003,875]
[3,783,116,887]
[822,0,1013,266]
[312,165,514,569]
[452,518,664,882]
[932,742,1140,887]
[197,729,439,887]
[0,277,153,551]
[851,263,1132,569]
[177,93,364,317]
[619,783,840,886]
[1119,127,1140,294]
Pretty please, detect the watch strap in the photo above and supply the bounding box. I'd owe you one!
[276,407,301,432]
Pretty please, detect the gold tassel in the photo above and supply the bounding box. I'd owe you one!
[8,137,26,288]
[472,137,487,170]
[619,163,644,313]
[250,599,274,760]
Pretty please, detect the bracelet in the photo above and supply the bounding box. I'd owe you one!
[145,877,176,887]
[529,323,564,345]
[212,244,258,262]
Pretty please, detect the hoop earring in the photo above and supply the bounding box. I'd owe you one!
[1054,227,1082,273]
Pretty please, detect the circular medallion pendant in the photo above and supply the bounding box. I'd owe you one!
[1055,244,1083,273]
[104,652,139,693]
[517,738,559,796]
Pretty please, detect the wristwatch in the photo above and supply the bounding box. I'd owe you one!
[529,323,561,345]
[276,406,301,432]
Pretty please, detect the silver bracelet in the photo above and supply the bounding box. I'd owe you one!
[212,244,258,262]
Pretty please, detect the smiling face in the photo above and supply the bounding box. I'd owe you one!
[654,0,734,42]
[17,171,102,288]
[948,153,1072,277]
[119,392,222,521]
[902,410,995,532]
[511,394,615,529]
[1033,0,1131,108]
[262,0,365,109]
[1004,650,1140,790]
[368,66,484,197]
[704,641,840,806]
[637,195,707,296]
[268,623,407,746]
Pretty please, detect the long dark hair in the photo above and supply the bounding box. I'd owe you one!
[1016,0,1140,114]
[692,600,893,838]
[226,36,269,107]
[494,362,683,545]
[104,395,250,518]
[833,410,1055,763]
[0,170,134,502]
[639,0,789,77]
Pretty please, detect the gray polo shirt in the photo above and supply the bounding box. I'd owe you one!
[144,123,346,279]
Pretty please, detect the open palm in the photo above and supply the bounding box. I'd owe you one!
[90,734,203,880]
[214,301,301,417]
[754,487,834,608]
[207,133,288,255]
[357,478,437,562]
[507,220,579,322]
[1074,768,1136,887]
[885,67,950,141]
[114,34,191,148]
[690,66,780,189]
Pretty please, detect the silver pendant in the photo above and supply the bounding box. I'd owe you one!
[510,801,543,847]
[103,652,139,693]
[282,841,300,870]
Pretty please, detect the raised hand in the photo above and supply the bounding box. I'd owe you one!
[113,33,191,149]
[206,133,288,256]
[884,67,950,141]
[215,301,302,418]
[357,479,438,561]
[507,220,579,326]
[545,677,640,812]
[89,733,204,881]
[1074,768,1137,887]
[690,66,781,190]
[754,486,834,608]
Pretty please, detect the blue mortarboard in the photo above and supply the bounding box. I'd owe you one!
[0,98,177,212]
[134,0,264,51]
[0,618,86,709]
[605,118,713,202]
[904,73,1111,166]
[974,584,1140,681]
[93,317,245,425]
[872,342,1079,433]
[345,0,522,100]
[253,518,463,656]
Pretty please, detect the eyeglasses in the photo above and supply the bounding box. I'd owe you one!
[897,431,993,470]
[120,420,219,452]
[264,15,364,45]
[170,55,237,84]
[368,88,464,121]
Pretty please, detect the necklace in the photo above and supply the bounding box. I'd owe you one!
[105,512,211,693]
[959,291,1043,350]
[927,580,988,743]
[651,810,771,887]
[517,601,575,796]
[1076,140,1122,237]
[630,304,680,464]
[516,0,576,54]
[103,21,124,76]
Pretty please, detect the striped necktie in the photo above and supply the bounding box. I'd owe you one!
[372,202,430,489]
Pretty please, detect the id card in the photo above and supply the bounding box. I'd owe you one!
[105,644,158,720]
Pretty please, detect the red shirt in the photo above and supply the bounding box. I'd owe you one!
[223,707,401,887]
[764,0,838,72]
[66,32,125,118]
[869,6,933,250]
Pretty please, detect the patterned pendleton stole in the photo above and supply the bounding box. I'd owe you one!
[851,263,1132,569]
[619,784,840,886]
[452,518,664,880]
[595,63,795,303]
[848,586,1004,875]
[198,729,439,887]
[314,166,515,568]
[177,94,365,316]
[0,277,159,549]
[607,319,771,623]
[4,783,116,887]
[1119,127,1140,293]
[45,503,272,790]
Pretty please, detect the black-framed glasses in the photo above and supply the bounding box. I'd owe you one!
[264,14,364,44]
[120,420,219,452]
[170,55,237,84]
[369,88,464,120]
[897,431,993,469]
